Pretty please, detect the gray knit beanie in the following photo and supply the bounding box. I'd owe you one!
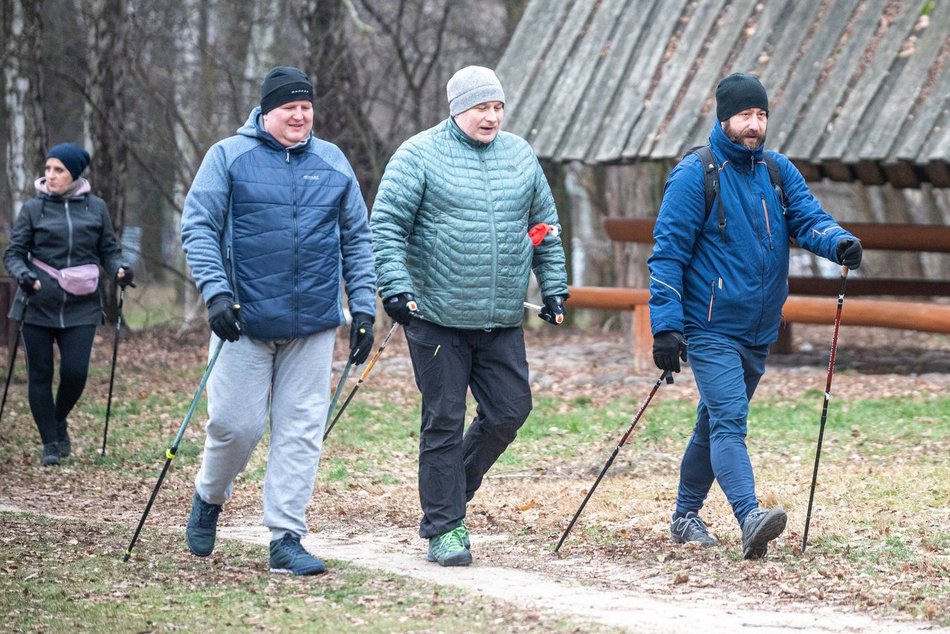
[446,66,506,116]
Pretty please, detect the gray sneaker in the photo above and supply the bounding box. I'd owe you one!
[670,511,718,547]
[269,533,326,575]
[185,492,222,557]
[741,507,787,560]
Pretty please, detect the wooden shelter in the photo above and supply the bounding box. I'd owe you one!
[496,0,949,188]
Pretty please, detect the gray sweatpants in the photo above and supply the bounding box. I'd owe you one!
[195,329,336,541]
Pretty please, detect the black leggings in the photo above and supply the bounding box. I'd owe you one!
[21,323,97,445]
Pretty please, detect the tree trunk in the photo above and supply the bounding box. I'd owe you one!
[3,0,47,224]
[300,0,386,203]
[84,0,130,323]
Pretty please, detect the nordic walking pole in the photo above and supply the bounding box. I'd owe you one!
[102,286,129,456]
[123,335,227,562]
[323,322,401,441]
[802,266,849,553]
[0,299,27,424]
[555,370,673,552]
[325,359,353,426]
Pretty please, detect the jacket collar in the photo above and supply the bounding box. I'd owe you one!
[447,116,494,149]
[34,176,91,199]
[239,106,312,153]
[709,123,763,173]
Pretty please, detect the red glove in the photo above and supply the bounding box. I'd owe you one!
[529,223,559,247]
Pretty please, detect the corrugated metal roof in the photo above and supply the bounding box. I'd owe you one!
[496,0,950,187]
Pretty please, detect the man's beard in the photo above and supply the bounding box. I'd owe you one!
[724,122,766,149]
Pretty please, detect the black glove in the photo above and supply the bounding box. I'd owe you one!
[349,313,375,365]
[116,266,135,288]
[539,295,565,326]
[837,238,862,270]
[208,294,242,342]
[382,293,417,325]
[18,272,39,296]
[653,331,687,373]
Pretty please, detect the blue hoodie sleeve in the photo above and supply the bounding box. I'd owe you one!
[647,155,707,336]
[773,153,855,261]
[180,143,233,304]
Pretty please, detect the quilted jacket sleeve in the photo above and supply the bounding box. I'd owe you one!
[370,143,425,301]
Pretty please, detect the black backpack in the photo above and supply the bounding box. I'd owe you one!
[687,145,786,241]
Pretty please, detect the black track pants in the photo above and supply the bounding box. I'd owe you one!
[405,319,532,539]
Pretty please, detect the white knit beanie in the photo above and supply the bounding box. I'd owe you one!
[446,66,506,116]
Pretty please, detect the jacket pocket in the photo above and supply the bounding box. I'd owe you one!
[706,278,722,323]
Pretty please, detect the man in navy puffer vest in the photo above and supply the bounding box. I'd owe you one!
[648,73,862,560]
[180,66,376,575]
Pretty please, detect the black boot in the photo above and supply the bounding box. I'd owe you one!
[57,421,71,458]
[41,443,61,467]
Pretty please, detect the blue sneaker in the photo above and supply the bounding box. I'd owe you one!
[186,492,222,557]
[427,527,472,567]
[269,533,326,575]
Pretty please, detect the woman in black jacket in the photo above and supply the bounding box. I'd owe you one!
[4,143,133,466]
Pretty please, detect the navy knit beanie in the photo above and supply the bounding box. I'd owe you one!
[47,143,90,180]
[260,66,314,114]
[716,73,769,121]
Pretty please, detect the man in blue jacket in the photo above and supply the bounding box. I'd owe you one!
[648,73,862,559]
[371,66,568,567]
[180,66,377,575]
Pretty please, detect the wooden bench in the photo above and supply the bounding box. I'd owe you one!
[566,218,950,369]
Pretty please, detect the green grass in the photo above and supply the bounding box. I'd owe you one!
[1,329,946,630]
[2,513,611,634]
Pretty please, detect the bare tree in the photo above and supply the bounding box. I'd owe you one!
[2,0,48,224]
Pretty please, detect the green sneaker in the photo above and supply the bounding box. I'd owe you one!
[458,522,470,550]
[427,527,472,567]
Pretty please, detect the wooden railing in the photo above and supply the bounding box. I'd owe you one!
[566,218,950,369]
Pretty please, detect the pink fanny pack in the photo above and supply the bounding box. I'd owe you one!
[31,258,100,296]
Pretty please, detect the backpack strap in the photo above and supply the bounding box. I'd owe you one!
[686,145,725,241]
[763,153,787,212]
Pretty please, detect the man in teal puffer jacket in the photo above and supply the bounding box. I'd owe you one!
[371,65,568,567]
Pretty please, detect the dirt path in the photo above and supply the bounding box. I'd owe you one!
[219,523,945,634]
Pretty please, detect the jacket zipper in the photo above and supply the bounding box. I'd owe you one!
[60,200,75,328]
[288,149,299,337]
[481,152,498,328]
[760,197,773,250]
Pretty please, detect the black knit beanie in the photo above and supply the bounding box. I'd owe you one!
[715,73,769,121]
[260,66,314,114]
[46,143,90,180]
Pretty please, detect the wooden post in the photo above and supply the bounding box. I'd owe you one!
[633,305,652,371]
